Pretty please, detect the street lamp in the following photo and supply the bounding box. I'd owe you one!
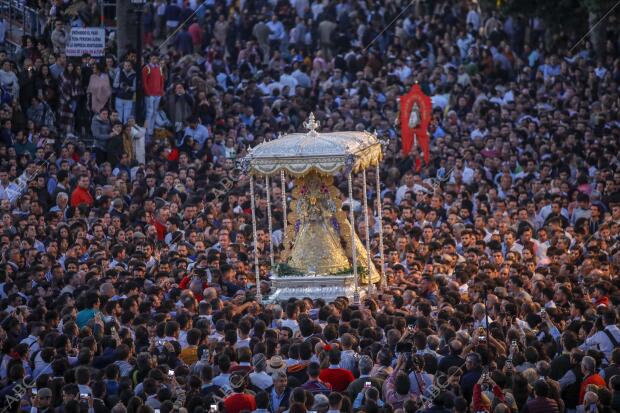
[131,0,145,124]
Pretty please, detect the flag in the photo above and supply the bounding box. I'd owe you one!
[399,83,432,171]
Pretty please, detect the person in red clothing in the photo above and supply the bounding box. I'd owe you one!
[579,355,606,404]
[592,283,610,307]
[319,348,354,392]
[70,174,93,208]
[472,374,505,412]
[142,53,165,139]
[151,205,170,241]
[223,372,256,413]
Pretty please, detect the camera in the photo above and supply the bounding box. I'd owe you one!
[364,381,371,388]
[168,369,175,378]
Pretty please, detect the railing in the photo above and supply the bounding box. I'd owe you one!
[0,0,45,53]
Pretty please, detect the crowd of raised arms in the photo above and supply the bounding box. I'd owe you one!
[1,0,620,413]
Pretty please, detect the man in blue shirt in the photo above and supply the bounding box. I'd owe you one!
[76,292,101,328]
[459,352,483,403]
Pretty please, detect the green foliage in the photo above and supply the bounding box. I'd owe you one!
[333,266,369,277]
[273,263,369,277]
[273,263,304,276]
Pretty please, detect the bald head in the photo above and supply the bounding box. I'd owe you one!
[203,287,217,301]
[449,339,463,355]
[100,282,115,298]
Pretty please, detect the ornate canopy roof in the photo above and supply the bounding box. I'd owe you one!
[242,113,383,177]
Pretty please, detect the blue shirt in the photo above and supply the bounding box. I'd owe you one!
[271,387,286,413]
[76,308,99,328]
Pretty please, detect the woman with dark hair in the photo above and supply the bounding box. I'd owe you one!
[87,62,112,114]
[510,372,531,410]
[16,36,41,66]
[35,64,58,109]
[125,395,144,413]
[19,61,38,110]
[58,63,79,133]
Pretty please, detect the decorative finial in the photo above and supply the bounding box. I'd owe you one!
[303,112,320,133]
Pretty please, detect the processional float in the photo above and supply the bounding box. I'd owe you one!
[241,113,386,303]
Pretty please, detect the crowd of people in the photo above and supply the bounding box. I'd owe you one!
[1,0,620,412]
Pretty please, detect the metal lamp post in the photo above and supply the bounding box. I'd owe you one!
[131,0,145,124]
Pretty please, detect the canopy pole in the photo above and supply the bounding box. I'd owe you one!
[376,163,386,290]
[265,175,274,267]
[348,172,360,305]
[362,170,372,298]
[250,175,262,303]
[281,170,287,233]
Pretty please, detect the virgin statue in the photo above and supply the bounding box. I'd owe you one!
[282,171,380,283]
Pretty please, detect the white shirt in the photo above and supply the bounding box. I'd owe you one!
[279,73,298,96]
[579,325,620,362]
[395,65,412,83]
[0,19,6,44]
[213,373,231,390]
[267,20,285,40]
[249,371,273,390]
[473,315,493,330]
[311,2,324,19]
[466,10,481,31]
[290,0,309,17]
[395,184,414,205]
[20,335,40,353]
[339,349,358,371]
[178,330,188,348]
[292,69,311,88]
[184,124,210,148]
[0,181,20,203]
[209,331,224,342]
[235,337,251,349]
[281,319,299,334]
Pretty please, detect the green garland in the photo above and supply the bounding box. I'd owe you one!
[273,263,368,277]
[272,263,305,276]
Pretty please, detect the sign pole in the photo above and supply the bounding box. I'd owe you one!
[132,0,145,124]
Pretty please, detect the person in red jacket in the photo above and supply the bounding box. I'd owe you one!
[142,53,165,139]
[472,374,506,412]
[319,347,354,392]
[579,355,606,404]
[224,372,256,413]
[70,174,93,208]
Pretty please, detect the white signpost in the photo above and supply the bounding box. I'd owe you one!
[65,27,106,57]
